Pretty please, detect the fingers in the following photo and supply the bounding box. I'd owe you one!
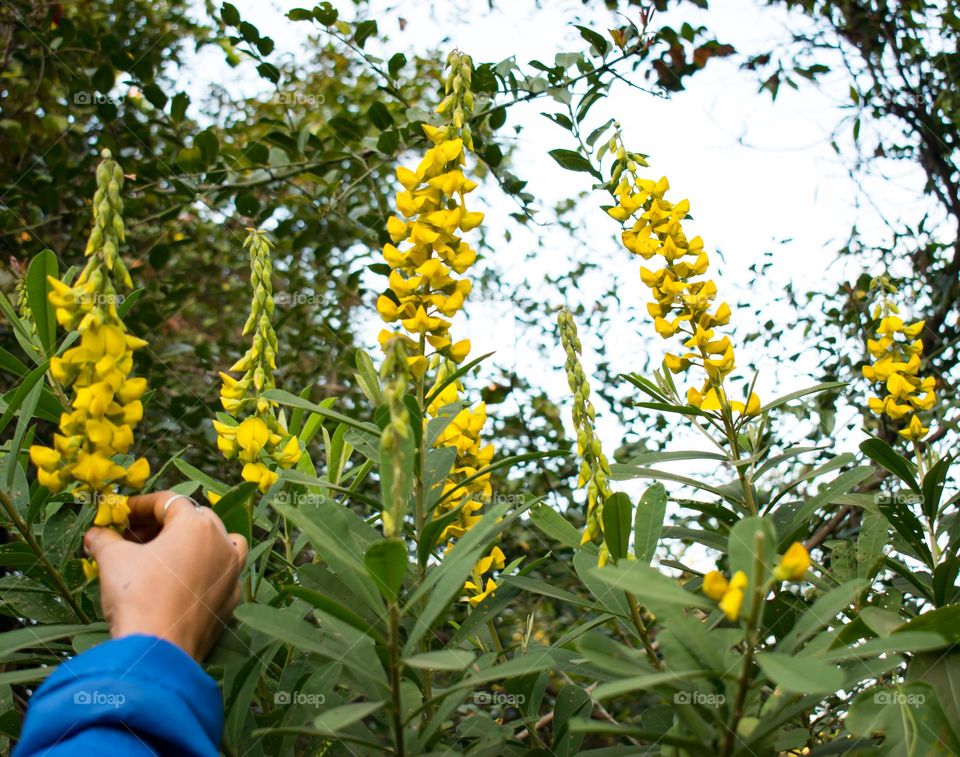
[228,533,249,566]
[128,491,202,529]
[84,527,125,561]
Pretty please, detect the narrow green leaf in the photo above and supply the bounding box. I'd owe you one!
[26,250,58,356]
[634,483,667,563]
[403,649,475,671]
[860,437,921,493]
[602,492,632,562]
[364,539,407,602]
[314,701,383,735]
[757,652,843,694]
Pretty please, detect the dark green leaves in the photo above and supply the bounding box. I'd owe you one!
[861,437,920,493]
[25,250,58,357]
[547,149,601,179]
[634,483,667,563]
[364,540,406,602]
[601,492,632,562]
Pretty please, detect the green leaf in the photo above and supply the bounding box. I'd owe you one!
[576,25,610,56]
[779,579,867,654]
[263,389,379,435]
[592,670,704,700]
[588,563,712,616]
[403,496,531,655]
[553,685,593,757]
[847,683,960,756]
[922,456,952,521]
[367,102,394,130]
[313,701,383,735]
[0,363,47,437]
[823,631,947,662]
[728,516,777,582]
[26,250,58,356]
[757,652,843,694]
[221,2,240,25]
[0,622,107,661]
[353,19,377,48]
[783,466,874,543]
[602,492,632,562]
[861,437,921,493]
[547,148,601,179]
[529,502,581,549]
[403,649,475,671]
[634,482,667,563]
[364,539,407,602]
[173,458,228,495]
[759,381,846,414]
[877,494,934,567]
[896,606,960,645]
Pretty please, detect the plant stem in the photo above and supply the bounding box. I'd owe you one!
[388,600,406,757]
[487,618,505,660]
[413,336,434,716]
[721,534,767,757]
[0,488,90,623]
[625,591,662,670]
[913,440,940,563]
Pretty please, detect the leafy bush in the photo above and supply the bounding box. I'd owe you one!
[2,5,958,757]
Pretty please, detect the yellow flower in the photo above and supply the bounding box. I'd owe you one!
[702,570,729,601]
[774,542,811,581]
[242,462,279,493]
[719,586,745,621]
[703,569,748,621]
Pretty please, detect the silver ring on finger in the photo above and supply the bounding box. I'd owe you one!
[161,494,203,518]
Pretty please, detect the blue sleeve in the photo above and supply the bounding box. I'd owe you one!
[13,634,222,757]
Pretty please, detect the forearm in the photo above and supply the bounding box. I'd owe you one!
[14,635,222,757]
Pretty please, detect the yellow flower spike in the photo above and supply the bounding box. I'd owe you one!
[862,284,935,443]
[774,542,811,581]
[702,570,729,601]
[81,559,99,581]
[30,151,151,546]
[213,229,302,492]
[378,50,501,604]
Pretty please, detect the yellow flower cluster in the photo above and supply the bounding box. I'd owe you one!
[558,309,614,566]
[29,150,150,536]
[862,289,934,442]
[377,51,501,606]
[213,230,302,494]
[702,541,810,621]
[605,133,759,417]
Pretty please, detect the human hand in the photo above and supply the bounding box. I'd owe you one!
[84,491,248,661]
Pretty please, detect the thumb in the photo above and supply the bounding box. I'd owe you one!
[84,527,125,562]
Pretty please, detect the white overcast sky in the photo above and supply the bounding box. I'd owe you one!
[180,0,932,473]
